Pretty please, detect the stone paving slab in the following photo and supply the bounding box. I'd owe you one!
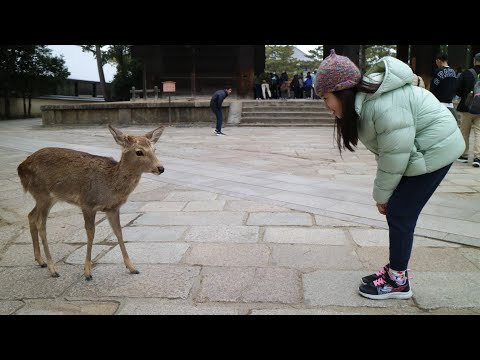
[66,265,200,299]
[349,229,461,248]
[417,214,480,239]
[266,191,339,210]
[15,300,119,315]
[264,227,348,245]
[314,215,370,227]
[97,243,189,264]
[0,265,83,300]
[412,272,480,310]
[271,244,363,270]
[196,267,302,304]
[185,244,269,267]
[117,300,241,315]
[0,244,80,266]
[64,213,139,244]
[183,200,226,211]
[458,248,480,269]
[65,245,112,265]
[139,201,186,212]
[107,226,188,242]
[135,212,246,226]
[0,223,24,252]
[356,247,480,272]
[184,226,259,243]
[224,200,289,212]
[0,300,24,315]
[163,191,217,201]
[303,270,417,309]
[247,212,312,226]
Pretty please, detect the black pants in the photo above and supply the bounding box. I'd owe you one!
[212,107,223,132]
[386,163,452,271]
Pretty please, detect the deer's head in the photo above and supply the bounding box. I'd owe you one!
[108,125,165,175]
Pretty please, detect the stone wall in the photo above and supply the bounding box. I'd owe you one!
[41,99,233,126]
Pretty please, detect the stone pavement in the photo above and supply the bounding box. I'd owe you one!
[0,119,479,315]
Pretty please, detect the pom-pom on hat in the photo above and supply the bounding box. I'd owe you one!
[315,49,361,96]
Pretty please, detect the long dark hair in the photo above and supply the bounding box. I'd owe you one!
[333,79,380,154]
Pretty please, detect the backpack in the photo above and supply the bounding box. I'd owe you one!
[465,68,480,114]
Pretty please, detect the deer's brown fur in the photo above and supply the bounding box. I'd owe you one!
[17,125,164,280]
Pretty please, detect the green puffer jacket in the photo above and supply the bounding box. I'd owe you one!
[355,56,465,204]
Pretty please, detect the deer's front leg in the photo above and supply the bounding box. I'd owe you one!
[82,209,97,280]
[106,209,138,274]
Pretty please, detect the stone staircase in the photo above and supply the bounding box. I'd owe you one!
[239,99,334,126]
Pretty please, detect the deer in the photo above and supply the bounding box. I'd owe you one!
[17,124,165,280]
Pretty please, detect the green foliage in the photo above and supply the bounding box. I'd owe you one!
[265,45,322,76]
[305,46,323,61]
[0,45,69,117]
[364,45,396,69]
[111,56,142,101]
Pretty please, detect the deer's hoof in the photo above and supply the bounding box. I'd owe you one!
[130,269,140,275]
[51,272,60,278]
[85,275,93,281]
[40,263,47,268]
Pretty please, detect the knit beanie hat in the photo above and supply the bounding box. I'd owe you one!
[315,49,361,96]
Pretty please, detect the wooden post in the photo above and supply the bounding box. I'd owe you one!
[143,63,147,100]
[168,95,171,125]
[131,86,136,102]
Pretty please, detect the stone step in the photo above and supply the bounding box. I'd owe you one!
[242,107,329,113]
[241,112,333,119]
[237,122,334,127]
[242,103,327,109]
[240,117,334,124]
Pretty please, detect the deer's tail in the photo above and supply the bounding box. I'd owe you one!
[17,161,32,193]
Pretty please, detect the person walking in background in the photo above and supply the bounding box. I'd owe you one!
[254,74,262,100]
[271,72,280,99]
[280,80,289,100]
[315,50,465,300]
[210,86,232,136]
[455,52,480,167]
[304,72,313,99]
[311,70,318,99]
[430,52,459,125]
[259,72,271,100]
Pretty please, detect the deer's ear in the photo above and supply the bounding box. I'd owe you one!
[145,126,164,144]
[108,125,128,146]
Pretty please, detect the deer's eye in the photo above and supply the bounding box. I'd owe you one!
[136,150,144,156]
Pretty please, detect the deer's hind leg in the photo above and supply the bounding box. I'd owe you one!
[34,195,58,277]
[106,209,139,275]
[28,205,46,268]
[82,209,96,281]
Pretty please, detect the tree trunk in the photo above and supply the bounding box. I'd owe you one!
[4,86,11,119]
[23,93,27,118]
[95,45,111,102]
[28,94,32,118]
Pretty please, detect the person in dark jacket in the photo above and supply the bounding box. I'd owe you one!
[455,52,480,167]
[430,52,459,125]
[210,87,232,135]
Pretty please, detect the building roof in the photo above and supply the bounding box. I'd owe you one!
[292,47,310,61]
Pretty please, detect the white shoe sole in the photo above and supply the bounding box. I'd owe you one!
[358,289,413,300]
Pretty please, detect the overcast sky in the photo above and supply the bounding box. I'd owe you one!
[48,45,116,82]
[47,45,320,82]
[296,45,321,54]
